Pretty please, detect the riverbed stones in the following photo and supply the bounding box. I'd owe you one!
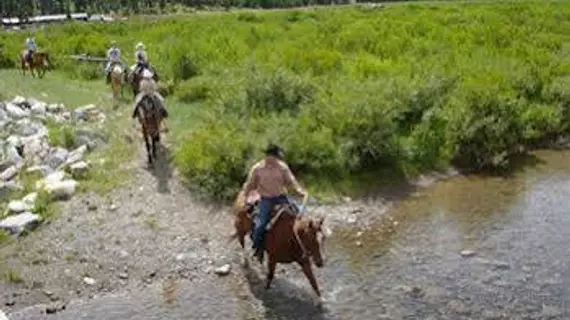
[460,250,476,258]
[214,264,231,276]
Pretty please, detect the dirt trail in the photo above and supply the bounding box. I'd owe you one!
[0,140,244,314]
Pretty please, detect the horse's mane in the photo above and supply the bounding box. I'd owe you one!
[233,190,247,213]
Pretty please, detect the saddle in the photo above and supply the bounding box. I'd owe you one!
[246,200,300,234]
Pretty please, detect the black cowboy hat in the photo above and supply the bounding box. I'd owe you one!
[264,143,284,159]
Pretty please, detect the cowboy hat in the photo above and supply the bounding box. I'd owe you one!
[136,42,145,49]
[264,143,284,159]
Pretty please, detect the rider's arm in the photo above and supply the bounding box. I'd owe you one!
[282,163,307,197]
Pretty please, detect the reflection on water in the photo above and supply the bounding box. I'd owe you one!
[316,150,570,319]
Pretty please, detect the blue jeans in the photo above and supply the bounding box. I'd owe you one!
[252,195,299,250]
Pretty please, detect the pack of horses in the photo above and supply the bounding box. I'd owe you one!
[18,52,330,305]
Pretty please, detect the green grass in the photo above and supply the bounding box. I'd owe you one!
[2,1,570,201]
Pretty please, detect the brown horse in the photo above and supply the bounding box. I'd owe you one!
[231,190,328,301]
[19,50,51,78]
[129,65,159,99]
[132,77,164,165]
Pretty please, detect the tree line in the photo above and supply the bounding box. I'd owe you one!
[0,0,401,18]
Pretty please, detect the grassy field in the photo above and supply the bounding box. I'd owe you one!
[1,1,570,200]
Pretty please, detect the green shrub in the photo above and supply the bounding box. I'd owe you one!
[1,2,569,199]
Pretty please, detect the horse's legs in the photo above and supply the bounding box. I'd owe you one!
[151,134,159,159]
[265,255,277,290]
[299,261,321,297]
[141,128,152,165]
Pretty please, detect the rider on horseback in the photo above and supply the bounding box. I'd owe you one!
[241,144,309,262]
[105,41,126,84]
[131,68,169,132]
[25,34,37,65]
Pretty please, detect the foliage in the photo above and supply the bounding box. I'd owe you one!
[3,1,570,199]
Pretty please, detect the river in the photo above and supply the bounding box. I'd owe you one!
[7,150,570,319]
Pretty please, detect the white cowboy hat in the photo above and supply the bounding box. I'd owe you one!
[136,42,145,49]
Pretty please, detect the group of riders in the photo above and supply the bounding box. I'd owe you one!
[23,34,314,266]
[24,34,157,88]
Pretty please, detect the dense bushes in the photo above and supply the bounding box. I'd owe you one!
[4,1,570,199]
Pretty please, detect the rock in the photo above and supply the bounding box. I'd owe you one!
[0,165,20,181]
[8,200,29,214]
[0,309,9,320]
[45,180,78,200]
[46,147,69,169]
[83,277,96,285]
[22,192,38,207]
[355,241,363,247]
[12,96,28,106]
[0,181,23,201]
[69,162,89,178]
[14,119,41,137]
[5,102,28,119]
[46,103,65,113]
[460,250,476,258]
[118,273,129,280]
[30,101,47,116]
[26,165,53,177]
[0,212,41,235]
[36,171,65,189]
[75,129,108,150]
[213,264,231,276]
[64,145,87,167]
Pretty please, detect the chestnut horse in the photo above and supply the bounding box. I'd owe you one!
[19,50,51,78]
[231,190,328,300]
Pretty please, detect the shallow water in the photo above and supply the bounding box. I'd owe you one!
[9,150,570,319]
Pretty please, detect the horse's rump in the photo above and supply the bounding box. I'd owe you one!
[111,64,124,74]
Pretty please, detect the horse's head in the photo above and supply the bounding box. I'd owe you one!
[297,216,328,268]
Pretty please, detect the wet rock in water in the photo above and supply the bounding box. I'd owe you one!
[214,264,231,276]
[83,277,96,285]
[118,272,129,280]
[0,212,41,235]
[460,250,476,258]
[69,161,89,178]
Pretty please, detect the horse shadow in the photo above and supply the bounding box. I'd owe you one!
[241,264,330,320]
[147,140,173,194]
